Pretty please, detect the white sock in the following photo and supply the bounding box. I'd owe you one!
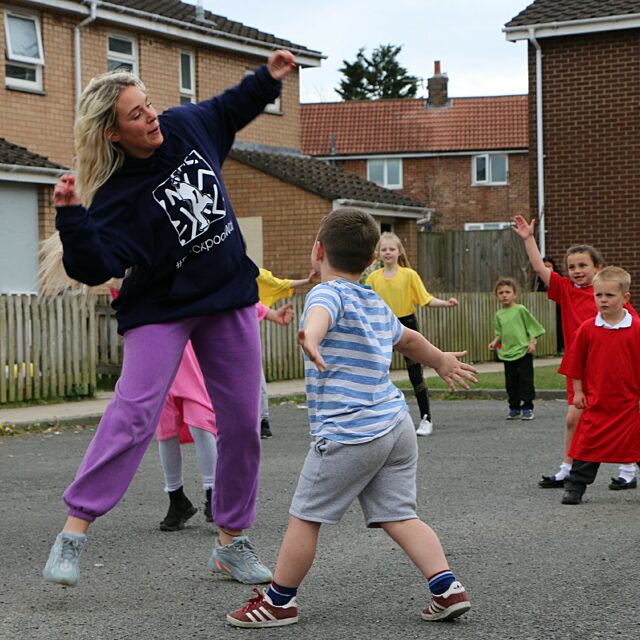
[618,464,637,482]
[555,462,572,481]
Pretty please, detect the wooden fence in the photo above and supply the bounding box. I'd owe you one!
[0,292,558,404]
[418,229,535,292]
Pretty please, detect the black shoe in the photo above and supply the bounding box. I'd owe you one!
[561,489,584,505]
[538,474,565,489]
[260,419,273,439]
[160,487,197,531]
[203,488,213,522]
[608,477,637,491]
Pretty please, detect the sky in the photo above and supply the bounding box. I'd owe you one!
[195,0,531,103]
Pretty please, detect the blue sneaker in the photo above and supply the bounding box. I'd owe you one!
[208,535,272,584]
[43,532,87,587]
[521,409,534,420]
[506,409,520,420]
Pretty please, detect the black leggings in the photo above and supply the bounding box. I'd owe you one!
[398,314,430,420]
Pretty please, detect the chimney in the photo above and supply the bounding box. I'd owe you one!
[427,60,449,108]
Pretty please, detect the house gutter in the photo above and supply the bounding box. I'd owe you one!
[528,28,546,257]
[0,164,66,184]
[75,0,97,104]
[333,198,433,221]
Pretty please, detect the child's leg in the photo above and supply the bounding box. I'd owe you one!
[158,436,183,492]
[518,353,535,411]
[562,459,599,505]
[405,356,431,419]
[503,359,520,412]
[188,425,217,491]
[272,516,321,589]
[380,518,448,579]
[563,405,581,464]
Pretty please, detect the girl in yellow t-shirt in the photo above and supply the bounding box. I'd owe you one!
[365,232,459,435]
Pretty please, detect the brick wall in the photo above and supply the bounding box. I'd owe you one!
[527,31,640,299]
[337,154,529,231]
[223,159,330,279]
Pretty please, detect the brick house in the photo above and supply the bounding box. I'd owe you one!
[1,1,416,292]
[505,0,640,300]
[301,62,530,233]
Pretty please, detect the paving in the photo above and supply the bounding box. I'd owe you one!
[2,385,640,639]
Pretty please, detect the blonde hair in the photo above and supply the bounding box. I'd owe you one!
[592,266,631,294]
[75,70,146,207]
[377,231,411,268]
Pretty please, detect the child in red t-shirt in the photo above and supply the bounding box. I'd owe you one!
[558,267,640,504]
[512,216,638,489]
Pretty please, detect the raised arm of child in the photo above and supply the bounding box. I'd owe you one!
[297,306,332,371]
[572,378,586,409]
[395,328,477,392]
[512,215,551,287]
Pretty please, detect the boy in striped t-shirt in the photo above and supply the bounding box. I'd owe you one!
[228,208,477,629]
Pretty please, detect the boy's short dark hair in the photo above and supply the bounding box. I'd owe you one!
[317,208,380,274]
[494,277,518,294]
[565,244,604,269]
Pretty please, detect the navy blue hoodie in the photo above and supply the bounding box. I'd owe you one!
[56,65,280,334]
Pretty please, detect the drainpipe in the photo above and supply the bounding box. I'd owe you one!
[75,0,98,105]
[528,27,545,256]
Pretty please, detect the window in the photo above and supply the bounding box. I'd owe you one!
[367,158,403,189]
[179,50,195,104]
[472,154,508,185]
[107,33,137,74]
[4,10,44,91]
[245,68,281,114]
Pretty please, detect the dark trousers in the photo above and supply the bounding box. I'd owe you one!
[565,460,640,494]
[503,353,534,411]
[398,314,430,420]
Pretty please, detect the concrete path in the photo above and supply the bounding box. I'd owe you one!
[0,357,562,428]
[2,395,639,639]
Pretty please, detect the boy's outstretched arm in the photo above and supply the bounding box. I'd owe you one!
[298,306,332,371]
[395,328,478,391]
[512,215,551,287]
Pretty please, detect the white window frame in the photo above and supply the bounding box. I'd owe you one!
[367,158,403,190]
[472,153,508,186]
[107,32,138,75]
[245,68,282,114]
[4,9,44,91]
[179,50,195,104]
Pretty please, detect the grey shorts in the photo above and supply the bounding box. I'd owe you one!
[289,413,418,527]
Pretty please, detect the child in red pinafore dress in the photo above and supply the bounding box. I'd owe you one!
[558,267,640,505]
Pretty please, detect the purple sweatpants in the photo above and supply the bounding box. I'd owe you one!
[63,306,262,530]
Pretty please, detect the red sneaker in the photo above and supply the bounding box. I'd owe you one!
[227,589,299,628]
[421,581,471,621]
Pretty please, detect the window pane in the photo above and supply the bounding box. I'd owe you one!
[108,59,133,72]
[490,155,507,183]
[474,156,486,182]
[180,53,192,90]
[386,159,401,185]
[108,36,133,56]
[180,95,192,105]
[7,15,39,58]
[368,160,385,185]
[6,62,36,81]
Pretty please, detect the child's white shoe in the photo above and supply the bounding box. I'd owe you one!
[416,415,433,436]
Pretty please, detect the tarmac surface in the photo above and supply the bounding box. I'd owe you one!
[3,389,640,639]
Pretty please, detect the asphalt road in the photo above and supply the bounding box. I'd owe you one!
[2,399,639,640]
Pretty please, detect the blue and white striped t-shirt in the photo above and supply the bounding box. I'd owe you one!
[301,279,409,443]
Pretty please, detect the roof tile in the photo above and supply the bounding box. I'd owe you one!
[0,138,65,169]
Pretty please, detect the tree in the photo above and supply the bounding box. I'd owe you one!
[337,44,419,101]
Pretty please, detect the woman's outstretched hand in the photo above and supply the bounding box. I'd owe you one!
[267,50,297,81]
[53,174,81,207]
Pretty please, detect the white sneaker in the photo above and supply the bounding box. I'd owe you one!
[416,415,433,436]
